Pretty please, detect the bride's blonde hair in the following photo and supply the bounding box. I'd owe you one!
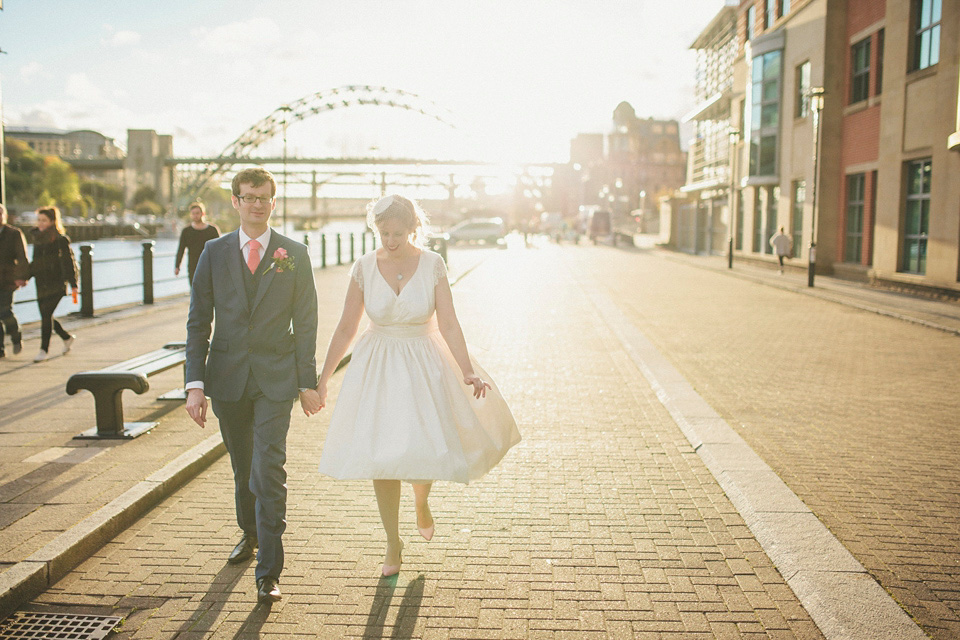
[366,194,429,247]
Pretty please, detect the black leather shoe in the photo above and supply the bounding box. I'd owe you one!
[257,576,281,603]
[11,333,22,355]
[227,533,257,564]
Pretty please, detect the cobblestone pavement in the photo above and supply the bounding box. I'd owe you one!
[0,250,486,579]
[572,243,960,639]
[24,243,827,638]
[0,300,211,568]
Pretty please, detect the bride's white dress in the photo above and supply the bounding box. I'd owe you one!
[318,249,520,483]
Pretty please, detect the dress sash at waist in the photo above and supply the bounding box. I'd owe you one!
[367,320,439,338]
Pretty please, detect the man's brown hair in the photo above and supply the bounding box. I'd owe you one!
[232,167,277,197]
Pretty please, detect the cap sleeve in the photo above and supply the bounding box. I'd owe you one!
[432,252,448,286]
[350,257,364,291]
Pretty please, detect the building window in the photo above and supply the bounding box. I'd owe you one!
[875,29,885,94]
[913,0,941,71]
[796,61,811,118]
[746,6,755,40]
[736,191,745,250]
[765,185,779,254]
[753,192,763,252]
[845,174,865,263]
[792,180,805,257]
[748,50,782,176]
[782,0,791,14]
[902,159,931,274]
[765,0,776,29]
[851,38,871,104]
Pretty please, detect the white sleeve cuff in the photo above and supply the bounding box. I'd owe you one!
[185,381,205,391]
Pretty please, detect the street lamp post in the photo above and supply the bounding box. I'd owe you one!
[280,105,292,234]
[807,87,825,287]
[727,128,741,269]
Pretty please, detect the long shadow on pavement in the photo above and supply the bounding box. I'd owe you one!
[363,574,424,640]
[173,560,251,637]
[231,601,270,639]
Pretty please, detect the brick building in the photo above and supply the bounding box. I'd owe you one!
[572,103,686,231]
[716,0,959,295]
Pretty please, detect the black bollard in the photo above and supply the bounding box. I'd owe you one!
[362,232,367,254]
[142,241,155,305]
[350,233,355,262]
[336,233,342,266]
[80,245,94,318]
[321,233,327,268]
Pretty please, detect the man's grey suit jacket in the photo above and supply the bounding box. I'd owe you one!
[185,229,318,403]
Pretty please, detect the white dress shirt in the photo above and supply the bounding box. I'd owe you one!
[239,227,271,267]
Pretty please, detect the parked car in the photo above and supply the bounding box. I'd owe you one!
[579,206,637,246]
[445,218,506,245]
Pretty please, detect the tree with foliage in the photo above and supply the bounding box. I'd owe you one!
[80,180,124,217]
[133,185,162,216]
[4,138,86,214]
[132,184,158,207]
[131,184,165,217]
[5,138,45,207]
[40,156,83,214]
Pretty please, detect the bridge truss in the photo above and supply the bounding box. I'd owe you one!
[178,85,458,202]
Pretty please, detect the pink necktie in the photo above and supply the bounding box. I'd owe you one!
[246,238,261,274]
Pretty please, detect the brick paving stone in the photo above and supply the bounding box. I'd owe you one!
[574,243,960,639]
[9,244,831,638]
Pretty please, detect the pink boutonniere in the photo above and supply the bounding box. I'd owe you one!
[266,247,295,273]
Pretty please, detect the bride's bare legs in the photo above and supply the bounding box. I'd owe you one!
[412,482,434,539]
[373,480,403,572]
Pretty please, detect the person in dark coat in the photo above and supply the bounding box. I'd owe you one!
[29,206,77,362]
[175,202,220,286]
[0,205,30,358]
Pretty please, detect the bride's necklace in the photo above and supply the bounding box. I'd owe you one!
[383,248,417,282]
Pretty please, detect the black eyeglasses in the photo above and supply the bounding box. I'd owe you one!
[237,195,275,204]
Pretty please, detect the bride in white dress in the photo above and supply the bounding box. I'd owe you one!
[316,194,520,577]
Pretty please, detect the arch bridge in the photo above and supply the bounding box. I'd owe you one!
[75,86,564,226]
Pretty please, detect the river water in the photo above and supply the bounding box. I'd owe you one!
[11,220,370,326]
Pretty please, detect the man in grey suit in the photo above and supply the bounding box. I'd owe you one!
[185,167,322,604]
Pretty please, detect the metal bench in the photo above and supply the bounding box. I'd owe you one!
[67,342,187,439]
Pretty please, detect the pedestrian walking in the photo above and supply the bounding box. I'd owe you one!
[184,167,322,604]
[175,201,220,286]
[0,205,30,358]
[316,194,520,577]
[29,207,77,362]
[770,226,792,274]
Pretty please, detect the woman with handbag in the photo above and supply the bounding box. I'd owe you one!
[30,206,77,362]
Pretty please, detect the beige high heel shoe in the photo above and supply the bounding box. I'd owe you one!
[382,539,404,577]
[418,522,434,541]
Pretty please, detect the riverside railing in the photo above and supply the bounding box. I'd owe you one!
[13,232,379,319]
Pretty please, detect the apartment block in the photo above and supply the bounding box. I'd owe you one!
[679,0,960,295]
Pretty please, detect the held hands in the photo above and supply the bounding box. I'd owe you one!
[315,381,328,410]
[13,279,27,289]
[299,388,322,416]
[185,388,208,428]
[464,373,491,399]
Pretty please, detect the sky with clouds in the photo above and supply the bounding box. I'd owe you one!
[0,0,727,163]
